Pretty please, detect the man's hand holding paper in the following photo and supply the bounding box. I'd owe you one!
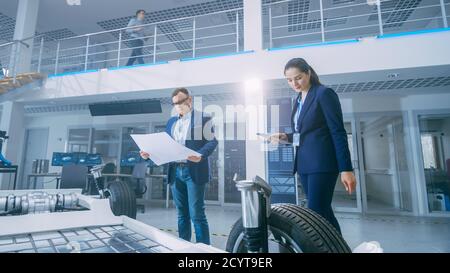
[132,132,201,166]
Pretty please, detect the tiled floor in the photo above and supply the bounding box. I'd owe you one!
[137,204,450,253]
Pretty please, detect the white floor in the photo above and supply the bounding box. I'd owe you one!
[137,203,450,253]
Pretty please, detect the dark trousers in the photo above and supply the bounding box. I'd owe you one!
[126,39,144,66]
[170,166,210,245]
[299,172,341,234]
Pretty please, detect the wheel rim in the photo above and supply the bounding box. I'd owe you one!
[102,189,116,212]
[232,225,303,253]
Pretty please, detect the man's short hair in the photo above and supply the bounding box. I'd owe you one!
[172,88,190,98]
[136,9,145,16]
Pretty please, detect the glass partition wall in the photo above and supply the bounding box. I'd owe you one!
[418,114,450,214]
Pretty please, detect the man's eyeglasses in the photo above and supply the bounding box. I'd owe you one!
[172,97,190,106]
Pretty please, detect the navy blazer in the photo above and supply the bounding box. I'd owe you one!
[288,84,353,175]
[165,111,218,184]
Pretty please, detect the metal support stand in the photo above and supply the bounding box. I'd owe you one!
[235,175,272,253]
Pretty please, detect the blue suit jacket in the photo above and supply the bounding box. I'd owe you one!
[288,84,353,174]
[165,111,218,184]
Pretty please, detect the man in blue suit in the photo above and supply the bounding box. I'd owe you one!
[141,88,217,244]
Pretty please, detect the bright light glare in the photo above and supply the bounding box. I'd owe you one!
[244,78,263,94]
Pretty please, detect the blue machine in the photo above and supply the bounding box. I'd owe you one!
[52,152,102,166]
[120,152,143,167]
[84,153,102,166]
[0,154,11,167]
[75,153,102,166]
[120,151,142,167]
[52,152,77,166]
[120,151,153,167]
[0,131,12,167]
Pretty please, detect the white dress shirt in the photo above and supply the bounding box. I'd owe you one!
[172,110,192,163]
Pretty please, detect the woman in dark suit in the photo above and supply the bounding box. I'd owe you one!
[270,58,356,233]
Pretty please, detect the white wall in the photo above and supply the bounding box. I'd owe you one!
[401,92,450,111]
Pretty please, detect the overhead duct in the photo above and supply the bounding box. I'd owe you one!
[88,99,162,116]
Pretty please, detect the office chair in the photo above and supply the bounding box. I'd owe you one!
[101,162,117,184]
[102,162,116,176]
[120,166,133,175]
[58,164,88,192]
[131,162,148,213]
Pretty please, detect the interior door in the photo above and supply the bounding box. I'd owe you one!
[357,114,413,215]
[332,119,363,213]
[20,128,49,189]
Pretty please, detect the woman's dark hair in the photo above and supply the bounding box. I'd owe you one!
[136,9,146,16]
[284,58,321,86]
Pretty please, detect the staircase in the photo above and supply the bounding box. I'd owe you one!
[0,72,45,94]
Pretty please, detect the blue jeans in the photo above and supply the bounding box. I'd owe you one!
[126,39,144,66]
[299,172,341,234]
[170,166,210,244]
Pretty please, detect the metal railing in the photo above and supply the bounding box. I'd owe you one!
[263,0,449,49]
[0,39,33,83]
[0,42,15,78]
[445,0,450,27]
[1,8,243,79]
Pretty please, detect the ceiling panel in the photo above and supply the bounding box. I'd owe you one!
[0,12,16,42]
